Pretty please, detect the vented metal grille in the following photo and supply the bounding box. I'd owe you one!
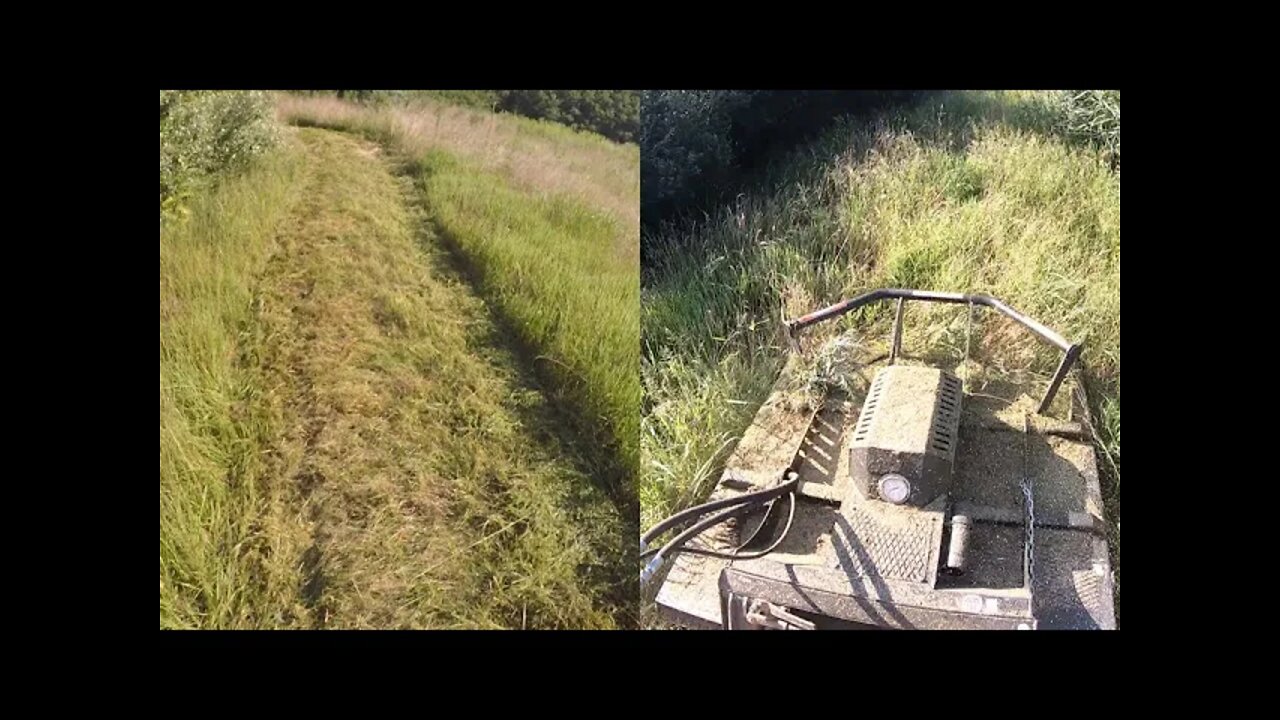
[930,374,962,456]
[851,371,887,443]
[847,365,962,507]
[851,367,961,457]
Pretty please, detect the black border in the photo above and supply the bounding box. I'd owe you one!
[157,56,1145,641]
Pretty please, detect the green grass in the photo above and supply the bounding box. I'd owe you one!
[278,96,641,514]
[160,142,303,628]
[415,151,640,508]
[641,90,1120,613]
[161,127,630,628]
[276,93,640,231]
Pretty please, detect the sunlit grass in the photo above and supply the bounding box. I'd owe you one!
[160,142,303,628]
[161,127,631,628]
[279,96,641,512]
[642,91,1120,612]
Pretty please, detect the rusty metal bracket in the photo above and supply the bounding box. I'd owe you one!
[746,599,816,630]
[1036,343,1082,414]
[785,321,803,355]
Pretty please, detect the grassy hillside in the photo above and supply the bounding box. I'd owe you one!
[278,95,641,512]
[162,103,634,626]
[641,90,1120,612]
[277,95,639,231]
[292,91,639,143]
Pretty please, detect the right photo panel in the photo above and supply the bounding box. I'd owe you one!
[639,90,1120,630]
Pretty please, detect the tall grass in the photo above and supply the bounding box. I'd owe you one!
[642,91,1120,601]
[1056,90,1120,165]
[418,152,640,507]
[160,144,302,628]
[276,94,639,234]
[278,95,641,511]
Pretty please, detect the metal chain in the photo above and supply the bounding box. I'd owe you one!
[963,301,973,384]
[1021,413,1036,596]
[1021,478,1035,589]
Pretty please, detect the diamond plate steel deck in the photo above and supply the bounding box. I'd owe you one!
[833,502,941,584]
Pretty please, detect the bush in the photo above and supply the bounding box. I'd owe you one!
[160,91,278,215]
[640,91,748,233]
[497,90,640,144]
[330,90,503,110]
[413,90,503,111]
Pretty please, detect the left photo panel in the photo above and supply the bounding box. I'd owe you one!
[160,90,640,629]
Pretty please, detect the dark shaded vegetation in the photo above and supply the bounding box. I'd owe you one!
[640,90,928,244]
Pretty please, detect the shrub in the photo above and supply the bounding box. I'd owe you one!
[160,91,278,215]
[640,91,748,233]
[497,90,640,144]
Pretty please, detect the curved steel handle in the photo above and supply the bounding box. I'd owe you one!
[785,288,1081,415]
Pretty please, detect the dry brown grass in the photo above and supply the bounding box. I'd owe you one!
[275,94,639,247]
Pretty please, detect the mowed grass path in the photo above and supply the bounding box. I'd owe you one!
[278,96,640,513]
[161,128,628,628]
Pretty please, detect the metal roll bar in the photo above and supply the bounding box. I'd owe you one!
[784,288,1081,415]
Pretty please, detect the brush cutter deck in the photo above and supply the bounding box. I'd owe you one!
[649,289,1116,630]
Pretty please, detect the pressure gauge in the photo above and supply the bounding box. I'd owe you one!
[878,474,912,504]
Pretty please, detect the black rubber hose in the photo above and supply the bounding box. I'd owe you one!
[640,499,759,561]
[640,474,799,548]
[640,490,782,561]
[641,502,754,584]
[673,491,796,561]
[639,489,798,584]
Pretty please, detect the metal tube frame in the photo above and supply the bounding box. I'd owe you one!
[889,297,905,365]
[785,288,1081,415]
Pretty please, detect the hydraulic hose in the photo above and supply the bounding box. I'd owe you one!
[668,491,796,561]
[640,473,800,586]
[640,473,799,549]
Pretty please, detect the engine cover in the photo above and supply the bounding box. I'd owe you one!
[848,365,962,507]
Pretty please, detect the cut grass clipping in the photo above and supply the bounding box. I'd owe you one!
[161,127,628,628]
[278,95,641,513]
[641,90,1119,617]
